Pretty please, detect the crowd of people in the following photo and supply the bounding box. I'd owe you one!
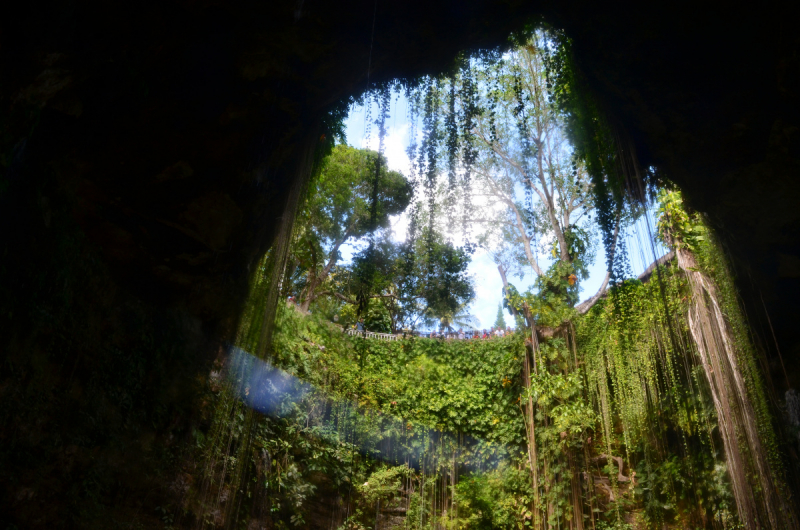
[348,317,515,340]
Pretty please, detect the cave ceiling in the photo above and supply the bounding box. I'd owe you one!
[2,0,799,382]
[1,0,799,519]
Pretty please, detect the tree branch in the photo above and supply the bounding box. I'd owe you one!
[322,225,355,277]
[478,169,543,276]
[316,290,402,306]
[316,290,356,304]
[498,263,509,289]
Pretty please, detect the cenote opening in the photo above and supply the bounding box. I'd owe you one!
[2,3,799,530]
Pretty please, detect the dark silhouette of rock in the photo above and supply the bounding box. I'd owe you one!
[1,1,799,526]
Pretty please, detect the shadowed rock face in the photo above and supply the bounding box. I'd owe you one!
[553,4,800,391]
[1,0,799,526]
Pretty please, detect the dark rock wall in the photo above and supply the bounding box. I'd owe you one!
[1,0,799,527]
[551,3,800,391]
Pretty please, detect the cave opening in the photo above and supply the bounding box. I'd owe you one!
[191,28,800,530]
[1,2,799,529]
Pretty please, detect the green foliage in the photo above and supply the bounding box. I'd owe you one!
[690,214,792,514]
[494,303,507,329]
[306,144,411,242]
[457,32,599,283]
[262,29,792,523]
[195,377,378,528]
[529,369,595,436]
[577,265,742,527]
[273,307,526,445]
[504,261,578,326]
[213,245,758,529]
[655,189,706,252]
[358,464,413,506]
[657,188,793,522]
[396,228,476,330]
[288,143,411,308]
[596,521,633,530]
[560,224,596,280]
[225,108,763,530]
[332,227,475,333]
[542,29,647,284]
[454,465,534,529]
[338,298,392,333]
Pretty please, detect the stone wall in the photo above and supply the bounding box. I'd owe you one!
[1,0,799,526]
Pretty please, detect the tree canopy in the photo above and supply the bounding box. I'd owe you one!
[286,143,474,333]
[288,144,411,311]
[494,303,507,329]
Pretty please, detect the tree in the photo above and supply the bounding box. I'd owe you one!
[445,32,619,305]
[364,226,475,333]
[436,34,623,527]
[289,144,411,311]
[428,301,479,332]
[307,224,475,334]
[494,303,507,329]
[410,231,475,330]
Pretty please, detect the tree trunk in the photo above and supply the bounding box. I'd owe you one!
[568,445,584,530]
[523,317,542,528]
[676,247,798,530]
[297,229,352,312]
[299,279,316,312]
[535,147,569,262]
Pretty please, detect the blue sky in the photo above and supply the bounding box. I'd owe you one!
[340,96,667,330]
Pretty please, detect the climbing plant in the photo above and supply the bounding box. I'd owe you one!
[189,23,799,530]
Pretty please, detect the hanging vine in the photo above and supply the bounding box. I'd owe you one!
[190,24,800,530]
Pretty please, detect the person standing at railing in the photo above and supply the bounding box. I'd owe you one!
[458,328,465,340]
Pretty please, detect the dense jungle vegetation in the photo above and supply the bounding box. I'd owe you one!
[186,228,787,530]
[176,28,800,530]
